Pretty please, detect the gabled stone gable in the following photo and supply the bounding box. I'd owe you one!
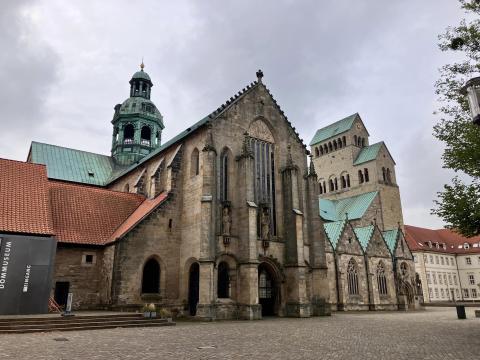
[336,222,364,256]
[395,231,413,261]
[366,226,391,258]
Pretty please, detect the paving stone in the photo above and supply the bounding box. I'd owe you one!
[1,307,479,360]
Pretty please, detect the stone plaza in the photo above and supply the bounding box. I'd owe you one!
[1,307,479,360]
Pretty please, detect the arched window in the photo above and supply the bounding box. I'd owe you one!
[334,177,338,191]
[341,176,346,189]
[315,147,320,157]
[382,167,386,182]
[217,262,230,298]
[124,183,130,193]
[377,262,388,295]
[346,174,351,187]
[400,262,408,277]
[141,126,151,146]
[220,150,229,201]
[142,258,160,294]
[324,144,328,154]
[338,138,343,149]
[354,135,358,146]
[319,147,324,155]
[347,259,359,295]
[191,148,200,176]
[323,181,326,194]
[124,124,135,144]
[328,142,333,152]
[364,168,369,182]
[342,136,346,147]
[386,168,392,184]
[333,140,338,150]
[329,179,334,192]
[358,170,364,184]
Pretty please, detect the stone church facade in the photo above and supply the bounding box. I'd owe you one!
[19,66,420,319]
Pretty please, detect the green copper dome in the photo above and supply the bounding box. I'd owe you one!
[131,69,151,82]
[118,97,164,128]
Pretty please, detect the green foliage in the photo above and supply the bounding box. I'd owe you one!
[432,1,480,236]
[433,178,480,236]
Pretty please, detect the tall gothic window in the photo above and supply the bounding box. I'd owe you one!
[358,170,364,184]
[347,258,359,295]
[220,150,229,201]
[250,136,276,236]
[377,262,388,295]
[191,148,199,176]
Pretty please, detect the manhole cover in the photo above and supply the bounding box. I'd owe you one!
[53,337,69,342]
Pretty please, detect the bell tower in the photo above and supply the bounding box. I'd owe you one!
[111,62,165,166]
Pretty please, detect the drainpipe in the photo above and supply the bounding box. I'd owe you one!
[334,250,342,311]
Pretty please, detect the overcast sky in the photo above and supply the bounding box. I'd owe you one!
[0,0,467,229]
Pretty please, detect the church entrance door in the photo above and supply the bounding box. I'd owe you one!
[258,264,278,316]
[188,263,199,316]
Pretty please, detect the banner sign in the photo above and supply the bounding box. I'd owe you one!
[0,234,56,315]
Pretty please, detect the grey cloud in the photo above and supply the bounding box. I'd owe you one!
[0,0,465,228]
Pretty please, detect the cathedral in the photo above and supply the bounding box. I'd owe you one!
[1,65,422,318]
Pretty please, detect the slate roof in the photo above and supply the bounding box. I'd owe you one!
[109,192,169,242]
[0,159,54,236]
[309,113,358,146]
[323,220,346,249]
[405,225,480,254]
[29,141,123,186]
[383,229,399,254]
[354,225,375,251]
[49,181,144,245]
[319,191,378,221]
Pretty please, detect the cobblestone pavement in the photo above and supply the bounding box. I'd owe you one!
[2,307,480,360]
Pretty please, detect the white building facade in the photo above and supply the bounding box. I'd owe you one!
[406,225,480,303]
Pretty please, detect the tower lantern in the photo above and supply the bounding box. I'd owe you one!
[111,63,165,166]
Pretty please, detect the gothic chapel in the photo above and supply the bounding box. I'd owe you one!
[22,65,420,319]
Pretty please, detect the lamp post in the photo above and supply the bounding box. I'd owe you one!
[461,76,480,125]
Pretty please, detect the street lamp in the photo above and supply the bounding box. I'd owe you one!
[461,76,480,125]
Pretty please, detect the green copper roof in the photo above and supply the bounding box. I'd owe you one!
[354,225,374,251]
[309,113,358,146]
[323,220,346,249]
[29,142,122,186]
[319,191,378,221]
[353,142,383,165]
[131,70,151,81]
[383,229,399,254]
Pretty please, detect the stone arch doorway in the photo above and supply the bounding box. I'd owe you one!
[258,263,279,316]
[142,258,160,294]
[188,263,200,316]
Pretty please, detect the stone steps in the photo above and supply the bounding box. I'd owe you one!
[0,314,175,334]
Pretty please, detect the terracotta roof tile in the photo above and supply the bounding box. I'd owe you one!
[49,181,144,245]
[0,158,54,235]
[109,192,169,243]
[405,225,480,254]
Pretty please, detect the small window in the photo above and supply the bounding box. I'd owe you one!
[358,170,364,184]
[364,168,369,182]
[472,288,478,298]
[464,289,470,298]
[82,253,96,266]
[191,148,200,177]
[469,274,475,285]
[466,257,472,265]
[464,242,470,249]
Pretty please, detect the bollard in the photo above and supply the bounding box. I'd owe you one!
[456,305,466,319]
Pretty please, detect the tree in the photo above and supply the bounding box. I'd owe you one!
[432,0,480,237]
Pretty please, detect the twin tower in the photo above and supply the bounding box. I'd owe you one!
[111,63,164,166]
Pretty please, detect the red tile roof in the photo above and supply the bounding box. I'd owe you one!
[405,225,480,254]
[109,192,169,243]
[0,158,54,235]
[49,181,144,245]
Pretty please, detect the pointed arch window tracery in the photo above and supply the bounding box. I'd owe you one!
[347,258,359,295]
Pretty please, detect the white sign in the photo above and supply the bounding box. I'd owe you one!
[66,293,73,313]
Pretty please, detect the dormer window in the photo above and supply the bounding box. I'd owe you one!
[435,243,440,249]
[87,170,94,178]
[464,242,470,249]
[442,243,446,250]
[428,241,432,248]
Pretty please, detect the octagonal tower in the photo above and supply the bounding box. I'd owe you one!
[111,62,164,166]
